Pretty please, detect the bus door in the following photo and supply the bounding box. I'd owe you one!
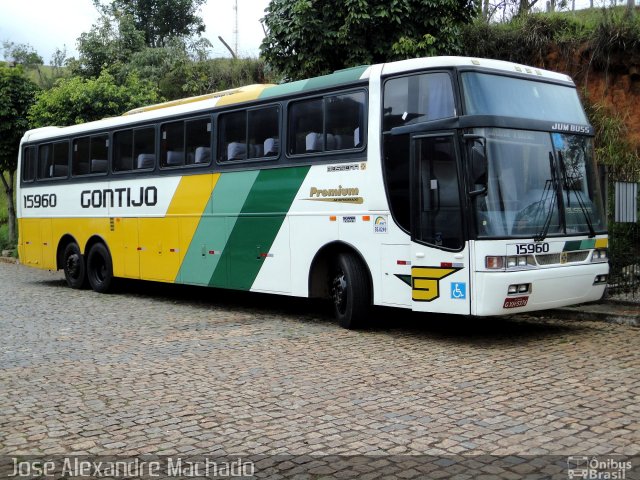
[410,133,470,315]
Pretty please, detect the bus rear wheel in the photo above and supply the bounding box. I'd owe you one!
[330,253,370,329]
[63,242,87,289]
[87,243,113,293]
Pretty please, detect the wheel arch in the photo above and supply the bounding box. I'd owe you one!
[308,241,373,300]
[56,234,80,271]
[84,235,111,257]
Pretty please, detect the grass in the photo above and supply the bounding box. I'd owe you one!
[462,5,640,67]
[0,176,16,252]
[0,186,9,251]
[0,185,7,224]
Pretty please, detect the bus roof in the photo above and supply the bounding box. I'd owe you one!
[21,56,574,143]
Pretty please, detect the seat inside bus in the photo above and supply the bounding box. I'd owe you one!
[137,154,155,169]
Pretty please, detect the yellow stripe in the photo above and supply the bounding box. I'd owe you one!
[412,267,458,280]
[215,84,272,106]
[595,238,608,248]
[169,173,220,275]
[123,85,273,115]
[414,278,436,290]
[138,174,219,282]
[167,174,219,216]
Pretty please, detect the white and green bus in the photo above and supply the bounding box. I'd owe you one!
[17,56,608,328]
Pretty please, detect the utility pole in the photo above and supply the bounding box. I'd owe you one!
[233,0,239,58]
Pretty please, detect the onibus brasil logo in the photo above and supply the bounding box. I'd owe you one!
[567,456,632,479]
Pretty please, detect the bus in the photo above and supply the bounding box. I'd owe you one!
[17,56,609,329]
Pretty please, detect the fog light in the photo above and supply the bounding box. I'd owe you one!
[508,284,518,294]
[518,284,530,293]
[593,274,608,285]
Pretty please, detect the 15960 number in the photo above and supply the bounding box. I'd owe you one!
[516,243,549,255]
[23,193,57,209]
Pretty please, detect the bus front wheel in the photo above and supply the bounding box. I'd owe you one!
[87,243,113,293]
[330,253,370,329]
[63,242,87,289]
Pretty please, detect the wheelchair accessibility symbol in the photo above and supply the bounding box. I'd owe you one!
[451,282,466,300]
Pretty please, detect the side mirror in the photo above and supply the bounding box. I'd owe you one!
[471,144,487,185]
[465,136,488,197]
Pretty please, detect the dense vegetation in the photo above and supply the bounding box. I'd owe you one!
[460,7,640,167]
[260,0,476,79]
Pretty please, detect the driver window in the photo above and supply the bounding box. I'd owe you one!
[416,135,463,249]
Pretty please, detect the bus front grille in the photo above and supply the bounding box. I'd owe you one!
[535,251,590,266]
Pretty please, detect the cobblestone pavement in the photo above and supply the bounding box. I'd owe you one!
[1,262,639,462]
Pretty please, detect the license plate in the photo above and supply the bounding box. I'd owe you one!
[503,296,529,309]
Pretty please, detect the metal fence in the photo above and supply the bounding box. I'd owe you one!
[605,165,640,297]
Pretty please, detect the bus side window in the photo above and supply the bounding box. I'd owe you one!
[289,98,322,154]
[113,130,133,172]
[37,142,68,179]
[218,111,247,161]
[114,127,155,172]
[382,73,455,131]
[38,143,52,179]
[73,137,91,176]
[161,121,185,168]
[289,93,364,155]
[186,118,211,165]
[90,135,109,174]
[325,92,365,151]
[248,106,279,159]
[51,141,69,178]
[22,146,37,182]
[74,135,108,176]
[134,127,156,170]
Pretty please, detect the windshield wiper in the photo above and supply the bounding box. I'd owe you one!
[558,151,596,238]
[533,153,562,242]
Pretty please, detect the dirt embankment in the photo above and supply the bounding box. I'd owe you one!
[542,44,640,148]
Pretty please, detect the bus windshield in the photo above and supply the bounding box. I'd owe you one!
[461,72,588,124]
[472,128,607,239]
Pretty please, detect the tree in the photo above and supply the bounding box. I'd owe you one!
[71,13,146,79]
[28,71,161,128]
[71,4,213,100]
[2,42,43,70]
[94,0,206,48]
[517,0,538,15]
[260,0,477,80]
[0,66,39,246]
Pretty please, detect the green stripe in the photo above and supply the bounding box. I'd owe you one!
[564,239,595,251]
[260,65,369,99]
[209,166,310,290]
[178,171,259,285]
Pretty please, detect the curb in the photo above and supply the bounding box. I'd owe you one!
[0,256,18,265]
[542,303,639,327]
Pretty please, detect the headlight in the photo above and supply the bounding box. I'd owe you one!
[591,249,608,262]
[486,255,535,270]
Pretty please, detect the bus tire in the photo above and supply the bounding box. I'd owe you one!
[330,252,370,329]
[63,242,87,289]
[87,243,113,293]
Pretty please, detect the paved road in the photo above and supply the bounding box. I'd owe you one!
[1,262,638,469]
